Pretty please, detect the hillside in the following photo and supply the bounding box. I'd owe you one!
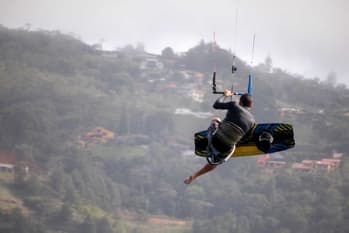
[1,26,349,233]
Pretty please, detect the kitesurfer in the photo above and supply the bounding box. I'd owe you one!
[184,89,256,184]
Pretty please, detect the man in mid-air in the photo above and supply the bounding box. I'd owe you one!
[184,89,256,184]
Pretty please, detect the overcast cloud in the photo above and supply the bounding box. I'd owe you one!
[1,0,348,85]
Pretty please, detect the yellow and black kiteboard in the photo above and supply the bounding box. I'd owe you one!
[194,123,295,158]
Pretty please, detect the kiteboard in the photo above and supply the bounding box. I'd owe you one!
[194,123,295,158]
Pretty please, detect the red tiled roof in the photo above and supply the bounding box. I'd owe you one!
[0,151,17,165]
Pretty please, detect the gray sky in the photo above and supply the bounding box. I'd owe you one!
[1,0,349,85]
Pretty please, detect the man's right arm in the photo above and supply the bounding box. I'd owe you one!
[213,95,234,109]
[213,89,235,109]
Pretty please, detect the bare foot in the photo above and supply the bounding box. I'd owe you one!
[184,176,193,184]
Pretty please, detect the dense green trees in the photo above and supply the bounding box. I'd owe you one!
[0,208,45,233]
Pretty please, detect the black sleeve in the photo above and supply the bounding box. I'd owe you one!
[213,96,235,109]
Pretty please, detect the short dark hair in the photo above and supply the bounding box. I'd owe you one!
[239,93,253,107]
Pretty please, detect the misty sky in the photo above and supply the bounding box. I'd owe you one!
[1,0,348,85]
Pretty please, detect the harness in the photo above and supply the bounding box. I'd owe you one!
[207,121,245,164]
[214,121,245,147]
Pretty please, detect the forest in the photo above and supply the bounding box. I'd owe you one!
[0,26,349,233]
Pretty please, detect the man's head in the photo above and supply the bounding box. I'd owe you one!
[239,93,253,108]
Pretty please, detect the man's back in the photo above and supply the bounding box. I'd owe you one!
[213,96,255,133]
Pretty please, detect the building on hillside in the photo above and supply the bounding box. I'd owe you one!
[166,82,177,89]
[174,108,213,119]
[315,158,341,173]
[257,149,343,174]
[77,127,115,147]
[161,58,179,69]
[266,160,287,169]
[292,156,342,174]
[256,154,287,173]
[0,151,16,173]
[301,160,317,168]
[332,150,343,159]
[257,154,285,167]
[0,150,40,179]
[139,53,164,70]
[279,107,304,120]
[179,70,205,82]
[256,154,271,167]
[321,158,341,168]
[292,163,311,173]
